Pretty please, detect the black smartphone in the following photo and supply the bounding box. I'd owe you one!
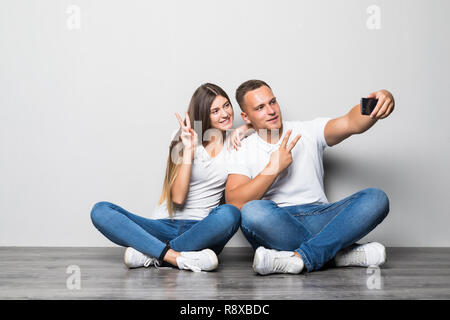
[361,98,378,115]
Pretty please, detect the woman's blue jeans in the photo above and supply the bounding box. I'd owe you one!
[240,188,390,272]
[90,202,241,262]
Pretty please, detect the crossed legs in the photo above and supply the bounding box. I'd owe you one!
[240,188,390,272]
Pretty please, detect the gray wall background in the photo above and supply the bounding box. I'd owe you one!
[1,0,449,247]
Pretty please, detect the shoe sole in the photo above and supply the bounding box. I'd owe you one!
[124,247,146,269]
[124,247,134,268]
[351,242,386,267]
[369,242,386,266]
[253,247,269,275]
[202,249,219,271]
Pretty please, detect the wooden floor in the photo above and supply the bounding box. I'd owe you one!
[1,247,450,299]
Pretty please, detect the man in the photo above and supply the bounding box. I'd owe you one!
[226,79,394,275]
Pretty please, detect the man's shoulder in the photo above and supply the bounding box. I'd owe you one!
[285,118,330,133]
[285,118,331,150]
[227,132,259,160]
[284,118,319,127]
[238,131,258,148]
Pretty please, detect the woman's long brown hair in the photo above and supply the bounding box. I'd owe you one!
[158,83,232,218]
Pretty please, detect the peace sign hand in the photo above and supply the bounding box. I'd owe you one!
[265,130,301,175]
[175,112,198,151]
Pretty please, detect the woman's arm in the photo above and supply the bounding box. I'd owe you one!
[171,146,194,205]
[227,123,255,150]
[171,112,197,205]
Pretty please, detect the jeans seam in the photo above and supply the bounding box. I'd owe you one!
[240,223,267,250]
[293,203,335,217]
[310,194,360,237]
[300,193,361,271]
[304,215,339,251]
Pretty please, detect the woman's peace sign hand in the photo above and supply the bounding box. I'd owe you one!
[175,112,198,151]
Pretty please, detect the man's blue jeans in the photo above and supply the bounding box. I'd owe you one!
[240,188,389,272]
[91,202,241,262]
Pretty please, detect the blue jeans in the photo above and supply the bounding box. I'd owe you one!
[240,188,389,272]
[90,202,241,262]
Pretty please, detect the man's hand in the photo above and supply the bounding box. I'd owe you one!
[367,89,395,120]
[263,130,301,175]
[226,129,301,209]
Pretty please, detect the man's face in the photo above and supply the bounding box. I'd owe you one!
[241,85,282,131]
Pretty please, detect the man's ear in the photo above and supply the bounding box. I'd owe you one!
[241,111,252,124]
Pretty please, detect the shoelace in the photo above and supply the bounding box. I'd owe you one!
[144,258,174,270]
[143,256,194,270]
[143,258,155,268]
[154,260,173,270]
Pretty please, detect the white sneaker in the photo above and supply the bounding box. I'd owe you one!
[176,249,218,272]
[124,247,159,269]
[334,242,386,267]
[252,246,304,275]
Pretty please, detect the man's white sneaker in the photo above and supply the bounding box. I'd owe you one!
[176,249,218,272]
[252,246,304,275]
[124,247,159,269]
[334,242,386,267]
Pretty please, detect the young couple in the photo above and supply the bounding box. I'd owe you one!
[91,80,395,275]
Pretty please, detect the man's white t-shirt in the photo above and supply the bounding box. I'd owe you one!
[152,142,230,220]
[228,118,331,207]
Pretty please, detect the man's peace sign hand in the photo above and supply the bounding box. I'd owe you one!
[265,130,301,175]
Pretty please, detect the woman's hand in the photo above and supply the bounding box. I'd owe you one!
[227,123,255,150]
[171,112,197,205]
[175,112,198,151]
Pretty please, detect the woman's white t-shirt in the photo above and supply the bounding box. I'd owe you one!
[151,142,230,220]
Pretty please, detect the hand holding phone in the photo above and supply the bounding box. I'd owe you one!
[361,98,378,116]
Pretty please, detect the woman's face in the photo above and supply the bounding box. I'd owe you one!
[209,95,233,131]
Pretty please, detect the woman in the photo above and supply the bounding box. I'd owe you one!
[90,83,251,272]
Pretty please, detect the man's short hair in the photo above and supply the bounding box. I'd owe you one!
[235,79,271,111]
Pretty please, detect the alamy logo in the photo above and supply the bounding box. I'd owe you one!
[66,5,81,30]
[366,266,382,289]
[366,5,381,30]
[66,265,81,290]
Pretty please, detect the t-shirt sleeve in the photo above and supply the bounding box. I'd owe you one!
[226,147,252,178]
[314,117,332,150]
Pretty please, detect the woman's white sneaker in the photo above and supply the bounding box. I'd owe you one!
[176,249,218,272]
[124,247,159,269]
[252,246,304,275]
[334,242,386,267]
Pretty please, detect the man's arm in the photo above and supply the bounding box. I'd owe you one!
[225,170,277,210]
[324,89,395,147]
[225,130,301,209]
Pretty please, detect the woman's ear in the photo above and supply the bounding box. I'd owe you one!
[241,111,251,124]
